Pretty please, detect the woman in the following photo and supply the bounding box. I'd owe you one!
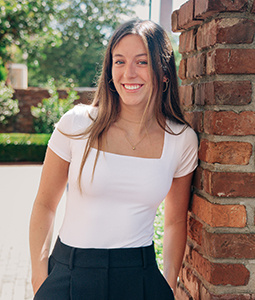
[29,19,198,299]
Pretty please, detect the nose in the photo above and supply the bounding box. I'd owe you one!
[124,62,136,78]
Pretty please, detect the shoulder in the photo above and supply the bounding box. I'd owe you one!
[56,104,98,134]
[165,121,198,177]
[166,120,198,148]
[62,104,98,120]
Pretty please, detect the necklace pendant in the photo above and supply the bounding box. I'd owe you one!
[132,146,136,150]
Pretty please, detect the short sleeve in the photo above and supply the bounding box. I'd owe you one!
[48,111,73,162]
[48,104,96,162]
[174,127,198,178]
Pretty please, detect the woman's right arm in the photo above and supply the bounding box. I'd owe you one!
[29,147,70,295]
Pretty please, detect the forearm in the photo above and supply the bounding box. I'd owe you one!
[163,221,187,293]
[29,201,56,293]
[29,149,69,294]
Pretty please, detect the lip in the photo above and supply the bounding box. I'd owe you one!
[122,84,143,91]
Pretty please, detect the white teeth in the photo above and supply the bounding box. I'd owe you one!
[124,84,141,90]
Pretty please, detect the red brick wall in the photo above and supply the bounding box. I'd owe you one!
[0,87,96,133]
[173,0,255,299]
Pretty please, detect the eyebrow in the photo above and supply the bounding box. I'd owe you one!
[112,53,148,58]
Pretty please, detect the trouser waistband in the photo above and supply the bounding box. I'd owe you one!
[51,237,156,270]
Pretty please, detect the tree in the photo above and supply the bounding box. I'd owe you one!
[0,0,64,80]
[27,0,145,87]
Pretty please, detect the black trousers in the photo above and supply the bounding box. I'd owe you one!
[34,237,175,300]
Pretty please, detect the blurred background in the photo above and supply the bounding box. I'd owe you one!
[0,0,187,89]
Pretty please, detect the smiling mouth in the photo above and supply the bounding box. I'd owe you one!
[123,84,143,90]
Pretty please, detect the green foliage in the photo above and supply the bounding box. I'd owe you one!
[1,0,144,87]
[169,33,181,85]
[31,79,79,133]
[154,201,164,271]
[0,66,7,81]
[0,133,50,162]
[0,0,64,64]
[27,0,145,87]
[0,57,7,81]
[0,81,19,125]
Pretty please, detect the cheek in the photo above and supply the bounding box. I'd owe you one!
[142,69,152,83]
[111,70,122,94]
[111,69,120,83]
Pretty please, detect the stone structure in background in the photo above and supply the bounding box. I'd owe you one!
[160,0,173,31]
[172,0,255,299]
[8,63,28,89]
[0,87,96,133]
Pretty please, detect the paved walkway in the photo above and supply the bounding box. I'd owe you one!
[0,164,66,300]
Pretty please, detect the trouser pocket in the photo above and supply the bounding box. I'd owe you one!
[143,264,175,300]
[34,257,71,300]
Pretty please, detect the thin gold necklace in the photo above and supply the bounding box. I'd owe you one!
[115,121,152,151]
[124,131,147,150]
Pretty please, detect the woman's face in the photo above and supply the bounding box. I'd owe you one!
[111,34,154,111]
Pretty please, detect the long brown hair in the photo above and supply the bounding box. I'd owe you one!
[77,19,188,188]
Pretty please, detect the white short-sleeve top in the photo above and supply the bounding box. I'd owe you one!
[48,105,198,248]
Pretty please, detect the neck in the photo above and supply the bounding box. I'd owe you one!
[118,107,155,125]
[119,115,154,124]
[115,114,156,138]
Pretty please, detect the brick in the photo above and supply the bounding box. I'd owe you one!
[202,231,255,259]
[216,19,255,44]
[252,0,255,13]
[178,0,202,30]
[199,140,252,165]
[187,214,203,245]
[204,169,255,197]
[179,85,193,107]
[193,166,203,190]
[213,81,252,105]
[207,49,255,75]
[195,81,252,106]
[192,194,246,227]
[219,0,249,12]
[197,19,255,49]
[179,29,196,54]
[178,0,193,28]
[197,19,217,49]
[187,247,250,286]
[200,285,255,300]
[204,111,255,136]
[194,82,210,106]
[194,0,249,19]
[175,284,192,300]
[178,59,187,80]
[195,0,223,19]
[187,53,206,78]
[180,266,200,299]
[171,10,180,32]
[184,111,203,132]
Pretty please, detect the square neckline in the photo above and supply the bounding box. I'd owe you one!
[90,129,167,161]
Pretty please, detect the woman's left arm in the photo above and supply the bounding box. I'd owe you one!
[163,172,194,295]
